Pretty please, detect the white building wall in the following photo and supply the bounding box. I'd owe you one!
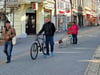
[38,10,44,33]
[97,0,100,24]
[37,1,55,33]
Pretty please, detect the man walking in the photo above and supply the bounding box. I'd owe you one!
[37,18,56,56]
[2,21,16,63]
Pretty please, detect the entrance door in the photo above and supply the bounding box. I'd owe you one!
[26,13,36,35]
[78,14,83,27]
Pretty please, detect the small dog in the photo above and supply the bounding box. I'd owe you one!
[58,40,63,48]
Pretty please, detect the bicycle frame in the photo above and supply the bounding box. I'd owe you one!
[35,35,45,52]
[30,34,46,60]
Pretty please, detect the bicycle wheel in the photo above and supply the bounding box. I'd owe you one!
[41,43,46,55]
[30,43,38,60]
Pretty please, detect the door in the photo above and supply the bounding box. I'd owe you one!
[26,13,36,35]
[78,14,83,27]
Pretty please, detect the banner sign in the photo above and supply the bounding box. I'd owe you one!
[6,0,19,8]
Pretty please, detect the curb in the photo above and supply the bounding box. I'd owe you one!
[84,46,100,75]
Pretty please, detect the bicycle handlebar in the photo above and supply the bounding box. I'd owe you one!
[35,34,45,41]
[37,37,44,40]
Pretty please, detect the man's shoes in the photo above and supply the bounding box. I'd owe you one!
[73,42,77,44]
[7,56,11,64]
[6,61,11,64]
[44,54,49,58]
[44,52,54,57]
[51,52,54,56]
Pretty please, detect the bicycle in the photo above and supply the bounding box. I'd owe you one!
[30,34,46,60]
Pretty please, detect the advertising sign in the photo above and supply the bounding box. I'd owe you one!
[6,0,19,8]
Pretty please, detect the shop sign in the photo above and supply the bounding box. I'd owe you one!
[44,3,54,9]
[6,0,19,8]
[33,3,38,10]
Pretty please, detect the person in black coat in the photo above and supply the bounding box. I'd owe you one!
[37,18,56,56]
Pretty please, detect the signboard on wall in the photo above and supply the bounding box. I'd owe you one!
[33,3,38,10]
[44,3,54,9]
[6,0,19,8]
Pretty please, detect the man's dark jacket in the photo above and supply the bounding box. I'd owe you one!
[38,22,56,36]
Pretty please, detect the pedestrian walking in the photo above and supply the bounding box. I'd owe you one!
[70,22,78,44]
[2,21,16,63]
[37,18,56,57]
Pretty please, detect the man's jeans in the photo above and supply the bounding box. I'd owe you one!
[45,36,54,55]
[4,41,13,62]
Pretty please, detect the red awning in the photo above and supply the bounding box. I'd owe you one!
[66,10,70,13]
[59,11,64,14]
[86,14,90,18]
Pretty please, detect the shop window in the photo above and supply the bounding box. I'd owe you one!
[58,15,66,32]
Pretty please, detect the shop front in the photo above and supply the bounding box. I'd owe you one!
[90,12,97,26]
[78,6,84,27]
[58,14,67,32]
[91,16,97,24]
[84,8,92,26]
[55,0,71,32]
[26,7,36,35]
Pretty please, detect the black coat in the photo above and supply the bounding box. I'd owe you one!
[38,22,56,36]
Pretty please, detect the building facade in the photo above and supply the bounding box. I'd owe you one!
[0,0,55,38]
[71,0,97,27]
[84,0,97,26]
[97,0,100,24]
[55,0,71,32]
[0,0,98,39]
[71,0,84,27]
[14,0,55,37]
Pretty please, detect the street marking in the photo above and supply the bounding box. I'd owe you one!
[55,51,82,54]
[0,52,30,65]
[72,47,95,50]
[0,51,82,65]
[79,59,100,63]
[0,61,6,65]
